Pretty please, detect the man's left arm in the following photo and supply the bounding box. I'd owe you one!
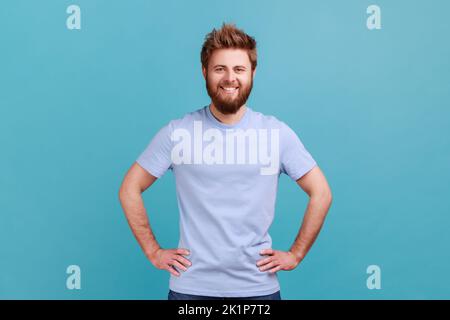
[257,166,332,273]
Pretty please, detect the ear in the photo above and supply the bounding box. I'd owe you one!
[202,66,207,80]
[252,67,256,78]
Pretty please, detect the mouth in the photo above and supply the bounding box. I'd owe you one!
[220,86,239,94]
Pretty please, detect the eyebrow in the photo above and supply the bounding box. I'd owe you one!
[213,65,247,69]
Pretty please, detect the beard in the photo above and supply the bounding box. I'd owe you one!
[205,73,253,115]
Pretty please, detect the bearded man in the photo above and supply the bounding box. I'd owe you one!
[119,23,332,300]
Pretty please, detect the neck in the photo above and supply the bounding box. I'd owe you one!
[209,103,247,125]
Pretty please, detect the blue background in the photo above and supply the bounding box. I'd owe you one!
[1,0,449,299]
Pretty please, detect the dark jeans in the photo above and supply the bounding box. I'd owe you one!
[168,289,281,300]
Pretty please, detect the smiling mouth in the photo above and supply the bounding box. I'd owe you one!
[220,86,239,94]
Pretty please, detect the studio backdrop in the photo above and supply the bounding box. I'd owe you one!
[1,0,449,299]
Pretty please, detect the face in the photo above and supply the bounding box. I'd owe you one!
[203,49,255,115]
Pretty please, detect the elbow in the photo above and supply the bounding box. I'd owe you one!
[311,186,333,208]
[324,186,333,204]
[118,185,126,203]
[326,191,333,208]
[118,183,132,203]
[119,182,142,203]
[320,190,333,208]
[324,187,333,206]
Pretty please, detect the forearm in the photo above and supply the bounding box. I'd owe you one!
[289,193,332,263]
[119,189,161,262]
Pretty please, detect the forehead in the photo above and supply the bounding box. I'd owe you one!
[209,48,251,67]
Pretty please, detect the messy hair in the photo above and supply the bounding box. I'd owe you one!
[201,23,257,70]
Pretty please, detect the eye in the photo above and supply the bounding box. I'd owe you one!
[215,67,224,72]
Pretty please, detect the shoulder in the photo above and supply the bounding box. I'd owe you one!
[164,106,206,131]
[248,108,289,130]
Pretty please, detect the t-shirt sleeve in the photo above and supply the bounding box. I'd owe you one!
[136,122,173,178]
[280,121,317,181]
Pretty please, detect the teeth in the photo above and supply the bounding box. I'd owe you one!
[222,87,238,91]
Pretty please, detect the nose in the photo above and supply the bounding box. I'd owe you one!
[223,70,237,83]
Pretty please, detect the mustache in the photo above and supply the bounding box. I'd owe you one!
[218,81,240,87]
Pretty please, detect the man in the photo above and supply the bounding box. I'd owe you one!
[119,23,332,300]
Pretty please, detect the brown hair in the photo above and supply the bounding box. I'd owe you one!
[201,23,257,71]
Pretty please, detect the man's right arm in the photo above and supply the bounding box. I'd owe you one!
[118,162,191,277]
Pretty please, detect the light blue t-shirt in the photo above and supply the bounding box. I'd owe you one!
[136,105,317,297]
